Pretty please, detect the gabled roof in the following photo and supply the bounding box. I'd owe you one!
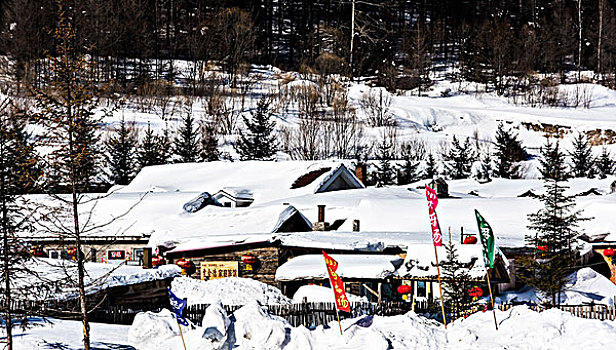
[215,187,254,201]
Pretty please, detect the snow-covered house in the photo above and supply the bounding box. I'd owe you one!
[214,187,254,207]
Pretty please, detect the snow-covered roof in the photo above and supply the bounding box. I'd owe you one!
[275,254,403,281]
[216,187,254,201]
[119,160,362,205]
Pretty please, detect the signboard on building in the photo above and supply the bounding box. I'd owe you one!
[200,261,239,280]
[107,249,126,260]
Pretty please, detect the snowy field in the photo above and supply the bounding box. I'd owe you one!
[9,304,616,350]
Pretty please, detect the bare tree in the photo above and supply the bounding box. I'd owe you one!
[360,88,393,127]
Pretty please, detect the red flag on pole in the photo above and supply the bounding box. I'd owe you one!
[322,251,351,313]
[425,184,443,246]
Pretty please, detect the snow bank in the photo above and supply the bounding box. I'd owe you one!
[171,276,291,306]
[497,267,616,305]
[292,285,368,303]
[129,304,616,350]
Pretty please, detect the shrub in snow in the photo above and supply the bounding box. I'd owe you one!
[128,309,180,348]
[229,302,292,348]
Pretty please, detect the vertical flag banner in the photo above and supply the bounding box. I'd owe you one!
[168,288,189,326]
[322,251,351,313]
[475,210,495,268]
[425,184,443,246]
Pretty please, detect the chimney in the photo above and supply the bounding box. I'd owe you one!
[142,247,152,269]
[355,163,366,184]
[313,205,329,231]
[353,220,360,232]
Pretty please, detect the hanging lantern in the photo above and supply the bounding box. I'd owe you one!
[30,246,45,257]
[537,245,549,252]
[176,258,194,269]
[463,236,478,244]
[66,247,77,256]
[468,286,483,298]
[397,284,412,294]
[241,254,258,264]
[604,248,615,258]
[151,255,164,267]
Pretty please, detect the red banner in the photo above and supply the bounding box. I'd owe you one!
[322,251,351,313]
[425,184,443,246]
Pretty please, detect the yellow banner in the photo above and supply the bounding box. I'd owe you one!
[200,261,239,280]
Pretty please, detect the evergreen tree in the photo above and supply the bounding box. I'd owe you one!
[397,143,420,185]
[200,123,220,162]
[539,139,569,180]
[447,136,475,179]
[569,133,594,178]
[478,148,493,182]
[138,123,168,168]
[235,98,278,160]
[519,140,589,305]
[424,152,437,180]
[374,139,396,186]
[173,109,200,163]
[494,123,527,179]
[105,118,138,185]
[595,146,614,179]
[441,236,473,320]
[0,102,40,350]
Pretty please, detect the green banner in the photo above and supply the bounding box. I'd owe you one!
[475,209,495,269]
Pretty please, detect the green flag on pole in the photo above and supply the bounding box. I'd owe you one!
[475,209,495,268]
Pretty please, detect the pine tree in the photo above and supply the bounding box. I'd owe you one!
[569,133,593,178]
[539,139,569,181]
[138,123,168,168]
[373,139,396,186]
[235,98,278,160]
[478,148,493,182]
[595,146,614,179]
[200,123,220,162]
[494,123,527,179]
[105,118,138,185]
[441,236,473,320]
[397,143,420,185]
[447,136,475,179]
[174,109,200,163]
[424,152,437,180]
[0,101,40,350]
[519,140,589,305]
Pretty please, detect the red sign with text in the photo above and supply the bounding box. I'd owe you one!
[322,251,351,313]
[425,184,443,246]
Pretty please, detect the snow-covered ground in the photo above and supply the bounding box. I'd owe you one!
[125,303,616,349]
[170,276,291,306]
[497,267,616,305]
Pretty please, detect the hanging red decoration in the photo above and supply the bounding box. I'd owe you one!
[463,236,478,244]
[468,286,483,298]
[241,254,258,264]
[537,245,549,252]
[397,284,412,294]
[151,255,164,267]
[604,248,615,257]
[176,258,194,269]
[66,247,77,256]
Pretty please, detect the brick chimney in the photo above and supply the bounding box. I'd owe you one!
[355,163,367,185]
[313,205,329,231]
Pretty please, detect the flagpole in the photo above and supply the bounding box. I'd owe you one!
[433,244,448,329]
[335,307,343,335]
[485,268,499,331]
[176,318,187,350]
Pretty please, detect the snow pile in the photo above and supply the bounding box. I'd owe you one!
[292,285,368,303]
[497,267,616,305]
[171,276,291,306]
[129,303,616,349]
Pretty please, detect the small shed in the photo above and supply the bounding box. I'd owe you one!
[429,178,449,198]
[214,187,255,208]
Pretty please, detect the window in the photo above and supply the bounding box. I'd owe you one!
[416,281,426,298]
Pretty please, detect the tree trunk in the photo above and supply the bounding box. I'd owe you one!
[1,127,13,350]
[597,0,603,76]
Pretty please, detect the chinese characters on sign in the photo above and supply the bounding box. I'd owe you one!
[425,184,442,247]
[322,251,351,313]
[200,261,239,280]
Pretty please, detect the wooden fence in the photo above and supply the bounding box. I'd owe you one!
[497,303,616,321]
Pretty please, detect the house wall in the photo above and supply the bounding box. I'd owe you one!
[172,247,280,286]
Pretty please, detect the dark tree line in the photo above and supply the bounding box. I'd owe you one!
[3,0,616,92]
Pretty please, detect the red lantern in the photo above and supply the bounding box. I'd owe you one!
[397,284,412,294]
[463,236,478,244]
[604,248,615,257]
[468,286,483,298]
[241,254,258,264]
[176,258,194,269]
[66,247,77,256]
[537,245,549,252]
[152,255,164,267]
